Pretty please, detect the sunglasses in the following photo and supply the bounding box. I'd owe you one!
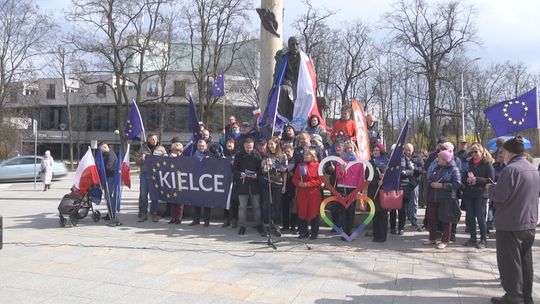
[471,150,481,154]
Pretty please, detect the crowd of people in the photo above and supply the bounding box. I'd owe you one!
[114,104,518,248]
[86,104,539,303]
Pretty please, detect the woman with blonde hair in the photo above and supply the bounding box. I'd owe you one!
[461,142,494,249]
[292,149,323,239]
[40,150,54,191]
[168,138,184,224]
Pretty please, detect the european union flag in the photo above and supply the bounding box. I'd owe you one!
[484,87,538,136]
[182,95,202,157]
[211,70,225,97]
[124,99,145,140]
[382,120,409,192]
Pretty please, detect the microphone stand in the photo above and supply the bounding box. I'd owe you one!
[250,158,283,250]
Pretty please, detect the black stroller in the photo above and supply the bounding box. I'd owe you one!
[58,186,102,227]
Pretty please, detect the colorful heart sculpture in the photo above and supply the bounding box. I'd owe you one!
[320,193,375,241]
[317,156,374,209]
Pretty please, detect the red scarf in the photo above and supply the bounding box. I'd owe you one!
[472,157,482,167]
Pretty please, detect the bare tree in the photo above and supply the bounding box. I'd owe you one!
[0,0,55,122]
[67,0,169,138]
[333,20,373,105]
[385,0,477,148]
[183,0,252,127]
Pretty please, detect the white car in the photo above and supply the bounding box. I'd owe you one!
[0,156,68,182]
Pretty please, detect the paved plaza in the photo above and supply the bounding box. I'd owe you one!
[1,173,539,304]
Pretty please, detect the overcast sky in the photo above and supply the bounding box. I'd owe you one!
[40,0,540,73]
[281,0,540,73]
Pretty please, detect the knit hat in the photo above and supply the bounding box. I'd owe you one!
[171,136,181,144]
[502,136,525,154]
[373,142,386,154]
[441,141,454,151]
[438,149,454,163]
[311,134,323,143]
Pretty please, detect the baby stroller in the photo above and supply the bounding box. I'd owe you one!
[58,185,102,227]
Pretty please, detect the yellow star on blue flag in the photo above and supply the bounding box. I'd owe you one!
[484,87,538,136]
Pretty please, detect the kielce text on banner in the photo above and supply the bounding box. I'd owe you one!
[145,155,232,209]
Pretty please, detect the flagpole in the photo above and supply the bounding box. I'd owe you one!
[222,96,226,133]
[534,84,540,156]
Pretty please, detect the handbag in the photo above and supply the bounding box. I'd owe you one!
[437,198,462,224]
[378,189,403,210]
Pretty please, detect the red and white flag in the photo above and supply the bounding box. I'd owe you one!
[121,144,131,188]
[291,51,329,131]
[352,99,371,161]
[73,147,101,195]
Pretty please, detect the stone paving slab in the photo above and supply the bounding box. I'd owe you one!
[1,174,540,303]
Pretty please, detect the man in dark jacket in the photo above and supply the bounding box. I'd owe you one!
[99,143,117,221]
[136,133,168,222]
[488,137,539,304]
[233,137,264,236]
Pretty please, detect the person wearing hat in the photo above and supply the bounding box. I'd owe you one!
[488,136,539,304]
[456,139,470,169]
[423,149,461,249]
[280,124,297,147]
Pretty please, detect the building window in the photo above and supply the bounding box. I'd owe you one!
[173,80,186,97]
[97,84,106,98]
[146,80,158,97]
[46,84,56,99]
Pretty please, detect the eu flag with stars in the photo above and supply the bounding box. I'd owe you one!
[382,120,409,192]
[124,99,145,140]
[182,95,202,157]
[484,87,538,136]
[211,70,225,97]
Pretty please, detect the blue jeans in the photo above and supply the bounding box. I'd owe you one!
[138,171,158,215]
[406,186,419,225]
[463,197,488,241]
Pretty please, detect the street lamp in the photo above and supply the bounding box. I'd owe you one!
[461,57,481,141]
[59,123,66,163]
[114,130,120,147]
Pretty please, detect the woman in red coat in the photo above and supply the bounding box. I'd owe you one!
[293,149,324,239]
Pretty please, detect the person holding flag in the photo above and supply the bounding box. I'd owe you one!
[96,143,117,221]
[136,133,167,223]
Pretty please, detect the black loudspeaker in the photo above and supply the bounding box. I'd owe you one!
[0,215,3,250]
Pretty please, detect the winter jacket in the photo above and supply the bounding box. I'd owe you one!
[330,119,357,142]
[336,160,365,189]
[426,160,462,203]
[400,155,415,193]
[488,155,539,231]
[292,161,323,219]
[261,152,287,186]
[136,142,167,171]
[233,149,262,195]
[461,157,494,199]
[103,150,118,177]
[368,158,384,211]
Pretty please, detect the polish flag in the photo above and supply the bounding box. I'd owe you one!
[73,147,101,195]
[291,51,329,131]
[121,144,131,188]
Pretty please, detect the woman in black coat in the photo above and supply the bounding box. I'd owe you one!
[461,143,494,249]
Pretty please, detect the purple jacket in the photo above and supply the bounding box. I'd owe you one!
[488,155,539,231]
